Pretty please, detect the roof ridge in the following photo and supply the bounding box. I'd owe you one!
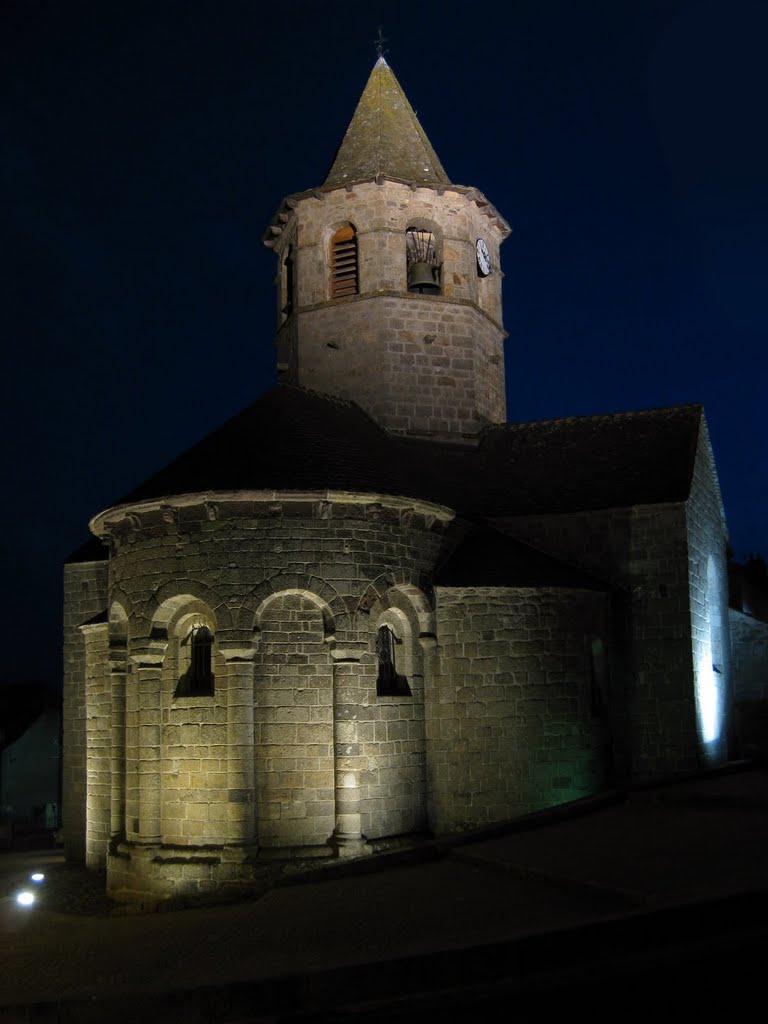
[279,382,384,426]
[497,402,704,432]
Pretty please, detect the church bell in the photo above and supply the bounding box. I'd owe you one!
[406,227,440,294]
[407,261,440,294]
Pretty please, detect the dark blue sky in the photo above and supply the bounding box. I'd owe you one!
[2,0,766,687]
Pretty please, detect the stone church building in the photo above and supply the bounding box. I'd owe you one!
[63,58,733,903]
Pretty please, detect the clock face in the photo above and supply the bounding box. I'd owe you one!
[476,238,491,277]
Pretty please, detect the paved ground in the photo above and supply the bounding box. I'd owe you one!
[1,764,767,1021]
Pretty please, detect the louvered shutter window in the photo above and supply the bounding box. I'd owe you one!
[331,225,358,298]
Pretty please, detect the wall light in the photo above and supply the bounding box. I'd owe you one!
[696,647,721,746]
[16,891,35,908]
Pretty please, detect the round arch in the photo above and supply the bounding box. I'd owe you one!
[244,572,348,638]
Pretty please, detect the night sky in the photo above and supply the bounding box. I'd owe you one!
[2,0,766,689]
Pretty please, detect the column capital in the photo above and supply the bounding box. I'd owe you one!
[218,644,256,664]
[330,647,364,663]
[129,641,166,668]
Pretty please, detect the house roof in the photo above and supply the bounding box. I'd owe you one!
[99,385,703,522]
[324,57,450,187]
[0,684,59,750]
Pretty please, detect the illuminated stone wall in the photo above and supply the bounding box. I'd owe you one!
[254,594,335,848]
[63,440,733,900]
[493,505,703,780]
[159,654,230,848]
[82,621,111,868]
[62,558,108,862]
[77,492,448,899]
[273,179,507,440]
[427,586,610,832]
[685,420,732,764]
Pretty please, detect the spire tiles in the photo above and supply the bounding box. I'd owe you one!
[324,57,450,187]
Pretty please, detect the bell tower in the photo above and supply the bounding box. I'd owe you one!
[264,57,510,442]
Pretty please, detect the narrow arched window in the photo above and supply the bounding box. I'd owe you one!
[406,227,440,294]
[330,224,358,299]
[176,625,214,697]
[283,244,295,316]
[376,625,411,697]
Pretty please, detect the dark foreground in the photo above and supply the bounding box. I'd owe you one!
[1,764,767,1021]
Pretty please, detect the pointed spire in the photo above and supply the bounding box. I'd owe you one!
[324,58,450,187]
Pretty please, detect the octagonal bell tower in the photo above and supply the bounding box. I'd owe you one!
[264,57,510,442]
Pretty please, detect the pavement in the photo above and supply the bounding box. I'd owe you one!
[1,763,768,1022]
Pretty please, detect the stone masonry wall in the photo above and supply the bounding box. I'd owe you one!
[685,420,732,764]
[274,179,507,439]
[289,181,505,320]
[355,610,428,840]
[159,643,229,848]
[427,587,610,832]
[62,558,108,862]
[294,296,504,439]
[93,494,450,883]
[255,595,335,848]
[493,505,700,780]
[82,623,110,868]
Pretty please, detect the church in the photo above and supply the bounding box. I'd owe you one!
[63,58,733,904]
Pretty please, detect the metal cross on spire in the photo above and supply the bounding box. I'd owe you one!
[374,26,389,60]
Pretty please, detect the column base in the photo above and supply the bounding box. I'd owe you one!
[332,832,373,859]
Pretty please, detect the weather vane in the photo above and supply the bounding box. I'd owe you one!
[374,26,388,59]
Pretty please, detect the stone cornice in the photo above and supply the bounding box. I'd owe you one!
[263,176,511,248]
[91,490,455,539]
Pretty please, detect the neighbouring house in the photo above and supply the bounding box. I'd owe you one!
[729,556,768,756]
[1,684,60,839]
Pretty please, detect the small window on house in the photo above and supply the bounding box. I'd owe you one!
[406,227,440,295]
[330,225,358,299]
[176,625,214,697]
[376,625,411,697]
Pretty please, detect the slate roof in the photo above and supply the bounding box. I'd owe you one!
[65,536,109,566]
[113,386,429,504]
[324,57,450,187]
[475,403,703,516]
[434,527,609,590]
[99,385,704,523]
